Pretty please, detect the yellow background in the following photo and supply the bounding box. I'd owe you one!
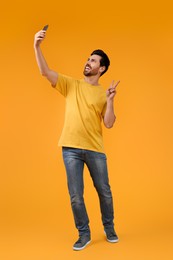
[0,0,173,259]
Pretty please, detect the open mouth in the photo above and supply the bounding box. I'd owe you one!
[85,65,91,71]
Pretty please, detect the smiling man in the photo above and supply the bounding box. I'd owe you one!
[34,28,120,251]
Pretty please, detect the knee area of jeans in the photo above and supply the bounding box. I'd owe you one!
[96,186,112,197]
[100,193,113,201]
[71,195,84,205]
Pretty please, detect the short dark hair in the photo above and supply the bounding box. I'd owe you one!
[90,49,110,76]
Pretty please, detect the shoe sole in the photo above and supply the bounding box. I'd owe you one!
[73,240,91,251]
[106,238,119,243]
[104,231,119,243]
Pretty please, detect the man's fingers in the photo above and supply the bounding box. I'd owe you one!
[40,31,46,37]
[114,80,120,88]
[36,30,46,37]
[111,80,115,86]
[110,80,120,88]
[36,31,46,41]
[109,80,120,91]
[108,88,116,94]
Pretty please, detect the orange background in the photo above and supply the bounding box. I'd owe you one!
[0,0,173,259]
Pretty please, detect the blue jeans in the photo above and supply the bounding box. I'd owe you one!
[62,147,114,236]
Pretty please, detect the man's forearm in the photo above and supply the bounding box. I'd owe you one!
[103,100,116,128]
[34,45,50,76]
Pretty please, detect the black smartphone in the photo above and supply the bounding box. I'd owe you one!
[43,25,49,31]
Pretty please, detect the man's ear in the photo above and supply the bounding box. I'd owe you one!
[99,66,106,73]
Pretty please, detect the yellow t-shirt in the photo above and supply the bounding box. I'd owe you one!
[55,73,107,153]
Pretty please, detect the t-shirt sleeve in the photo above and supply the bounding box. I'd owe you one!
[54,73,73,97]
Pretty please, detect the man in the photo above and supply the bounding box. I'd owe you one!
[34,27,120,251]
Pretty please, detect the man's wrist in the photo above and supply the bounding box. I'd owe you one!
[106,98,114,104]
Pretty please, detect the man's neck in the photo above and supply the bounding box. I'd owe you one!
[84,76,100,86]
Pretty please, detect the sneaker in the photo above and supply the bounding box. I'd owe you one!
[104,228,119,243]
[73,235,91,251]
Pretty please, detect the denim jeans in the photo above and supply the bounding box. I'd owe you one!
[62,147,114,236]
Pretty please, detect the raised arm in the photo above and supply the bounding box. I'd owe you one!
[103,80,120,128]
[34,30,58,87]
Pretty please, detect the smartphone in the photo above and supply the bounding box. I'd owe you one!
[43,25,49,31]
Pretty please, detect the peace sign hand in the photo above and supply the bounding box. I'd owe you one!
[106,80,120,100]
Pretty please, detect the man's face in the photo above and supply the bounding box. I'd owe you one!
[83,54,104,76]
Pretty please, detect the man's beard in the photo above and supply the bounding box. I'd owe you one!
[83,70,92,76]
[83,66,98,76]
